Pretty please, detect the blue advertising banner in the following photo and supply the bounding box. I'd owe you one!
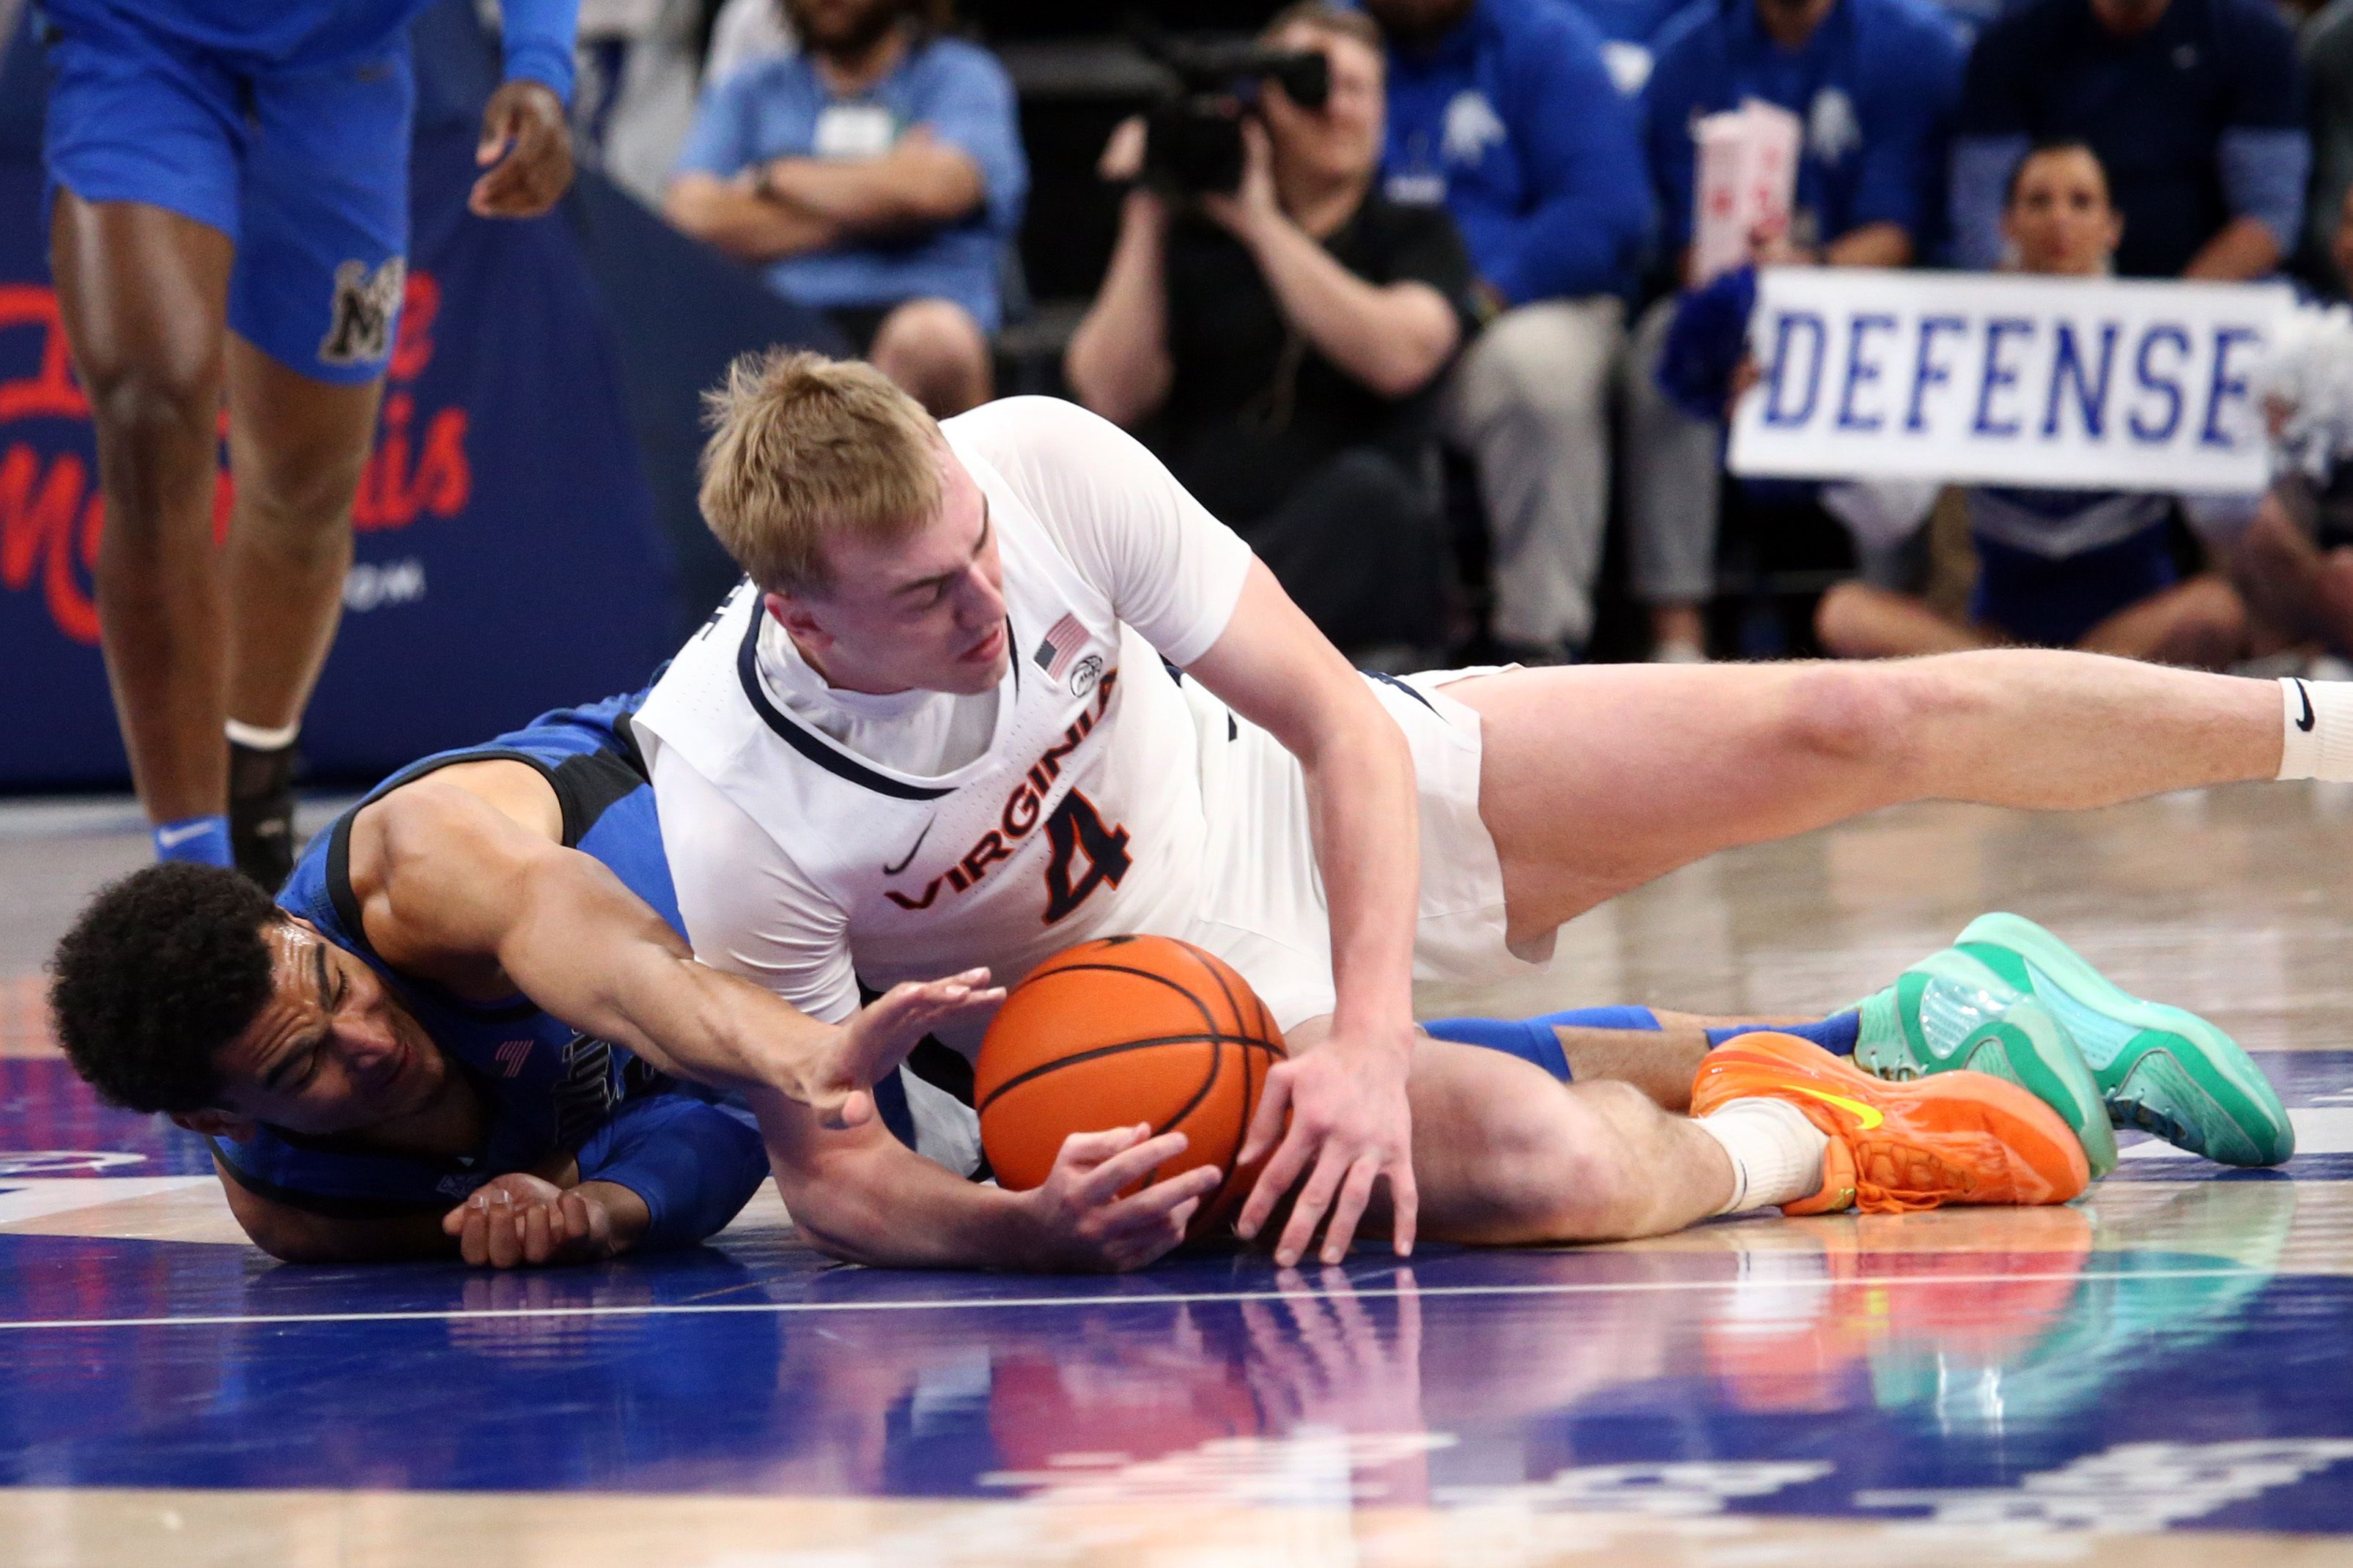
[0,117,679,788]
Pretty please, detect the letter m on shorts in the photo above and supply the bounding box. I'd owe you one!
[319,257,407,366]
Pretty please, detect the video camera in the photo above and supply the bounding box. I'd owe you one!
[1137,36,1331,197]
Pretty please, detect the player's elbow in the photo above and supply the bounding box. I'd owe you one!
[769,1157,895,1266]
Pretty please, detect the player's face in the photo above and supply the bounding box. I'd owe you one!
[1262,28,1386,188]
[772,445,1010,697]
[2003,148,2121,278]
[198,920,451,1138]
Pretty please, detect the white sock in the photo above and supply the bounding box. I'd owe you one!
[2275,677,2353,781]
[1694,1098,1831,1215]
[225,717,300,751]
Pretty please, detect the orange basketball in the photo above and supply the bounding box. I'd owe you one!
[975,934,1287,1243]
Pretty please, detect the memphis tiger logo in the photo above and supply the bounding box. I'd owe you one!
[319,256,408,366]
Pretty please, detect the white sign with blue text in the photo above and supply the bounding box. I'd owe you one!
[1727,269,2294,494]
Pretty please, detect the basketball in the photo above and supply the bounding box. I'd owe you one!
[975,935,1288,1243]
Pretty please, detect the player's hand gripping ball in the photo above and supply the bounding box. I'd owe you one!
[975,936,1287,1243]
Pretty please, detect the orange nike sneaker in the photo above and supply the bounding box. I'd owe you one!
[1692,1032,2091,1215]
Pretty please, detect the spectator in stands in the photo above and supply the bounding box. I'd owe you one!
[1949,0,2307,281]
[664,0,1025,416]
[2300,0,2353,295]
[1814,142,2250,667]
[1362,0,1655,665]
[1620,0,1967,661]
[1064,3,1476,662]
[2230,184,2353,657]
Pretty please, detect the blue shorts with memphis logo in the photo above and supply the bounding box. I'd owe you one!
[37,0,414,385]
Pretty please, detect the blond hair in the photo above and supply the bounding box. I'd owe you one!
[698,349,944,593]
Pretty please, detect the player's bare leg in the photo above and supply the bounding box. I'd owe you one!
[1449,652,2283,951]
[51,193,234,830]
[1276,1022,1735,1258]
[220,335,383,882]
[221,334,377,736]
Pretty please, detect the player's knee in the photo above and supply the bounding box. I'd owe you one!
[1472,1079,1644,1237]
[1777,660,1910,769]
[83,355,224,452]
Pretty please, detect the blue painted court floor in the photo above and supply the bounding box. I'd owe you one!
[4,788,2353,1566]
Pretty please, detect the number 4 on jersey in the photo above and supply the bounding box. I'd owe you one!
[1042,790,1131,923]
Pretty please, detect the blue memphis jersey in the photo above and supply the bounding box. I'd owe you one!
[210,689,701,1218]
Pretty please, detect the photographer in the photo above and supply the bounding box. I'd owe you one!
[1063,4,1478,662]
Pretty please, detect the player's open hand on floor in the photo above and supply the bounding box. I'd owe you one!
[817,969,1005,1131]
[1235,1029,1418,1268]
[470,81,573,218]
[443,1172,643,1268]
[1017,1124,1222,1273]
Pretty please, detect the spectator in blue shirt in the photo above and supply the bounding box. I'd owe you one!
[1949,0,2308,281]
[665,0,1027,415]
[1365,0,1656,662]
[1619,0,1965,659]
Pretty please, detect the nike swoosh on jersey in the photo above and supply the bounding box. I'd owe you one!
[1781,1084,1885,1130]
[882,821,933,878]
[155,821,217,848]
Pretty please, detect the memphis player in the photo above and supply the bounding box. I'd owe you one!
[47,690,999,1265]
[633,353,2302,1274]
[39,0,582,887]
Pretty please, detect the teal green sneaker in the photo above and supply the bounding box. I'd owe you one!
[1951,912,2294,1168]
[1853,949,2119,1178]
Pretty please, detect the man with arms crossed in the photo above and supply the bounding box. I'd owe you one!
[638,355,2310,1273]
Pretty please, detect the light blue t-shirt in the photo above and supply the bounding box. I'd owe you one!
[673,38,1027,330]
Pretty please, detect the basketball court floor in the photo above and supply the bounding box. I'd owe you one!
[3,783,2350,1567]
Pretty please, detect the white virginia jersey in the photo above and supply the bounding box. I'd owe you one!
[634,398,1255,1053]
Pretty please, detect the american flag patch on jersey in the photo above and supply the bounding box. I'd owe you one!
[495,1039,533,1079]
[1033,613,1087,681]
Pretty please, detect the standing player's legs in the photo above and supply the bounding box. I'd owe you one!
[51,193,237,861]
[1449,653,2286,952]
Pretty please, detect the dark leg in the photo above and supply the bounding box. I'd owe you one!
[51,193,234,826]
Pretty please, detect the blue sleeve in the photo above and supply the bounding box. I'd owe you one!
[916,45,1030,237]
[1482,10,1656,301]
[1842,9,1965,243]
[673,70,758,180]
[2222,128,2311,253]
[575,1092,769,1251]
[1641,12,1713,256]
[494,0,580,104]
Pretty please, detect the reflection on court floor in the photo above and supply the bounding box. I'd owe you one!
[4,786,2353,1566]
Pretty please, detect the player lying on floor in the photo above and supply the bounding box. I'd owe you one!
[45,679,2288,1271]
[46,691,1001,1268]
[629,353,2313,1273]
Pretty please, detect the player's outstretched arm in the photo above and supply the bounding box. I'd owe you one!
[213,1155,463,1265]
[1186,562,1423,1268]
[764,1094,1219,1273]
[348,774,998,1125]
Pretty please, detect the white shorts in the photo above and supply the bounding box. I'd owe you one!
[1180,666,1547,1031]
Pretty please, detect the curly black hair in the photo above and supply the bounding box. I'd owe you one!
[48,862,286,1114]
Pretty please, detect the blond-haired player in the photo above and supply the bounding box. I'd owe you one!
[632,350,2314,1273]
